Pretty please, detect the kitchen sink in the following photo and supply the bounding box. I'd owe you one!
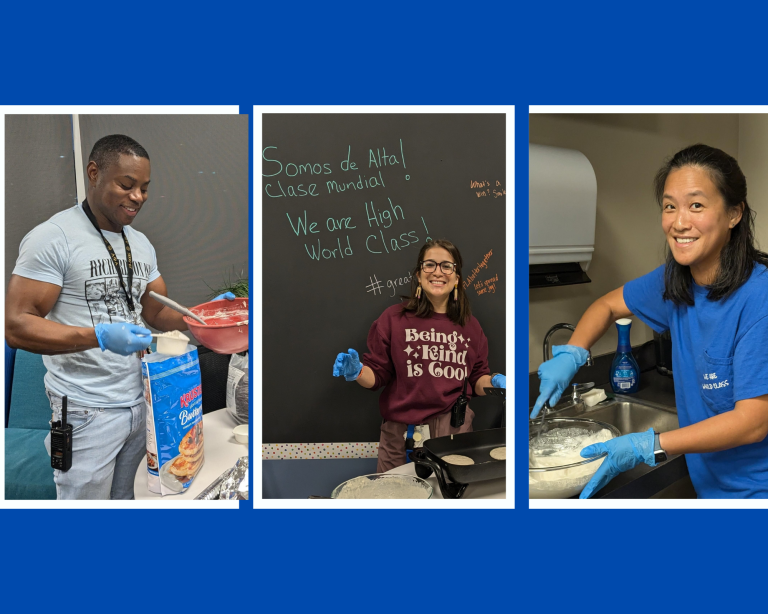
[531,393,686,498]
[553,395,679,434]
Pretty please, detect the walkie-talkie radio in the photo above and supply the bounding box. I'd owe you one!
[50,395,73,471]
[450,377,469,428]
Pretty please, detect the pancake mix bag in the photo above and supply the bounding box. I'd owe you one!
[142,345,205,495]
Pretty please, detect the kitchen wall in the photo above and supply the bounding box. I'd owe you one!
[78,115,249,311]
[528,114,739,372]
[738,115,768,250]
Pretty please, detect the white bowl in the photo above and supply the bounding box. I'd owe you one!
[233,424,248,444]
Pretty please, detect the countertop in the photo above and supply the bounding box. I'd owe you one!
[134,408,248,500]
[629,368,676,407]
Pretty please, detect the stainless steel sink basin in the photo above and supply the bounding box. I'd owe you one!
[528,394,688,499]
[553,394,679,435]
[531,393,684,498]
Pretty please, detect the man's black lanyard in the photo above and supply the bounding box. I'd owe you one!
[82,199,137,318]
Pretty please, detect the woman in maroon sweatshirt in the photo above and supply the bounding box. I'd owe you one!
[333,239,506,472]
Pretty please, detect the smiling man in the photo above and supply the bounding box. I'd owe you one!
[5,134,194,500]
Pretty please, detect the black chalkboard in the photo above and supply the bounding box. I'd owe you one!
[262,114,506,443]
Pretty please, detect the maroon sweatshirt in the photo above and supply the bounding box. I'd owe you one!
[363,304,491,424]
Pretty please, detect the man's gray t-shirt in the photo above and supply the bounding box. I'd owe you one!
[12,203,161,407]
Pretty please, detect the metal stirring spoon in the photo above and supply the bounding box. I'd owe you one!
[536,402,550,439]
[533,402,563,457]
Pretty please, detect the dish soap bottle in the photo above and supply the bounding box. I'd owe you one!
[611,318,640,394]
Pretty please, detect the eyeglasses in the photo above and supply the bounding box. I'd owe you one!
[420,260,456,274]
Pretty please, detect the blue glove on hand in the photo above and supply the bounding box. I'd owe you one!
[491,373,506,389]
[95,322,152,356]
[333,348,363,381]
[531,345,590,418]
[579,428,656,499]
[213,292,236,301]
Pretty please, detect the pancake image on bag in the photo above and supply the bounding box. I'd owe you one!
[147,452,159,472]
[170,422,205,478]
[179,421,204,457]
[169,456,203,478]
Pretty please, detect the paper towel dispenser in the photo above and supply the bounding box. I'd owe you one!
[529,143,597,288]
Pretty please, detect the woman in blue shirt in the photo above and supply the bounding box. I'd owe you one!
[532,144,768,498]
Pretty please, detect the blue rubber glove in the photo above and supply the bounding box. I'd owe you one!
[94,322,152,356]
[491,373,506,389]
[579,428,656,499]
[530,345,590,418]
[213,292,236,301]
[333,348,363,381]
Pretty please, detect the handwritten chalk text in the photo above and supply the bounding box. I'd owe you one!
[472,179,506,198]
[262,146,333,178]
[386,271,414,297]
[474,274,499,295]
[304,236,354,261]
[326,171,386,194]
[464,250,493,289]
[366,230,420,254]
[365,198,404,228]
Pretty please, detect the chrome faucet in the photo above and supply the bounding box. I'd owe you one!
[542,322,594,366]
[541,323,595,411]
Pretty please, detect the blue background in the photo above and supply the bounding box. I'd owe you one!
[3,2,768,611]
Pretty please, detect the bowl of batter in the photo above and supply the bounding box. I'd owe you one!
[184,297,249,354]
[529,417,621,499]
[331,474,433,499]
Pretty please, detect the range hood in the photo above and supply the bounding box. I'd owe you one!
[529,143,597,288]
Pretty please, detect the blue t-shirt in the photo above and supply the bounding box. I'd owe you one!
[624,264,768,498]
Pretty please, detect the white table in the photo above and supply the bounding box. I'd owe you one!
[134,408,248,500]
[385,461,506,499]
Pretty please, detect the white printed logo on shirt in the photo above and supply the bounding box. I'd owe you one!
[702,371,729,390]
[403,327,470,381]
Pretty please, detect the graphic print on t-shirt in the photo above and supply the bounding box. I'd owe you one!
[702,370,729,390]
[84,257,151,326]
[403,327,470,381]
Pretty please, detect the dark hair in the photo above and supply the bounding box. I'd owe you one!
[88,134,149,171]
[653,143,768,305]
[402,239,472,326]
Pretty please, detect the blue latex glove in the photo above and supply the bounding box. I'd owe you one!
[213,292,236,301]
[579,428,656,499]
[491,373,506,388]
[333,348,363,381]
[94,322,152,356]
[530,345,590,418]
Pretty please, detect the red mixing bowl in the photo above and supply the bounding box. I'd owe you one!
[183,297,249,354]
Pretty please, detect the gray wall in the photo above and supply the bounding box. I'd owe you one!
[78,115,249,310]
[5,115,249,318]
[5,116,78,287]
